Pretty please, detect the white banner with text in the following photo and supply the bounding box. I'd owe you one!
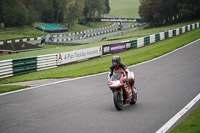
[57,46,102,65]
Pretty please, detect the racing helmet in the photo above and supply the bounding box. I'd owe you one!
[112,56,121,67]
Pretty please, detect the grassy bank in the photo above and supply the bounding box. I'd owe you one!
[170,106,200,133]
[109,0,140,18]
[0,22,112,41]
[0,28,199,84]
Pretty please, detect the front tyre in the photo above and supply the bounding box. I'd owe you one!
[113,91,123,111]
[130,92,137,104]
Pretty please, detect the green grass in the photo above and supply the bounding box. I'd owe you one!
[0,85,28,93]
[0,22,112,41]
[0,27,44,41]
[68,22,113,32]
[170,106,200,133]
[0,28,199,84]
[109,0,140,18]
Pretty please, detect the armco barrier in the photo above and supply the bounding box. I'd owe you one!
[155,34,160,42]
[37,54,57,71]
[0,37,41,45]
[130,40,137,49]
[137,37,144,48]
[164,32,169,39]
[144,36,150,46]
[150,34,156,43]
[12,57,37,76]
[0,59,13,79]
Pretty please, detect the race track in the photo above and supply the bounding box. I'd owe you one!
[0,40,200,133]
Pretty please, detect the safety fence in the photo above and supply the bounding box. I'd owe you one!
[0,22,199,79]
[0,54,57,79]
[0,37,42,45]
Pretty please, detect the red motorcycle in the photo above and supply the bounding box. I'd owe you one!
[108,70,137,111]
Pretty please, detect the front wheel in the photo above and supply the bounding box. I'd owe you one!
[113,90,123,111]
[130,91,137,104]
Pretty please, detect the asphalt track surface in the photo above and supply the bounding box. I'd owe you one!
[0,40,200,133]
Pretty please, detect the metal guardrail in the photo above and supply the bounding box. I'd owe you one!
[0,22,199,79]
[13,57,37,76]
[0,59,13,79]
[37,54,57,71]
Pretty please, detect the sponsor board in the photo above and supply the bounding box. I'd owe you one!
[57,46,102,65]
[103,45,110,54]
[110,43,126,53]
[86,18,142,23]
[103,42,129,54]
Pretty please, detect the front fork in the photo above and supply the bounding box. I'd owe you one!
[120,88,124,101]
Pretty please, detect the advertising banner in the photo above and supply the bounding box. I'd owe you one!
[102,45,110,55]
[86,18,142,23]
[125,42,131,49]
[110,43,126,53]
[57,46,102,65]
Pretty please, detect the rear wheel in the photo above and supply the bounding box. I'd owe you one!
[113,91,123,111]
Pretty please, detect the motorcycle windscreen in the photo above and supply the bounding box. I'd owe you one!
[112,72,122,80]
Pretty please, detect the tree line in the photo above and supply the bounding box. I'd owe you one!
[139,0,200,27]
[0,0,110,27]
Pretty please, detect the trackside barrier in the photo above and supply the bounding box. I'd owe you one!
[169,30,173,38]
[0,59,13,79]
[137,37,144,48]
[37,54,57,71]
[150,34,156,43]
[144,36,150,45]
[12,57,37,76]
[0,22,199,79]
[0,37,42,46]
[160,32,165,40]
[155,34,160,42]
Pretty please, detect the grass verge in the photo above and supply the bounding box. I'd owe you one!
[170,106,200,133]
[0,85,28,94]
[0,22,112,41]
[0,28,199,84]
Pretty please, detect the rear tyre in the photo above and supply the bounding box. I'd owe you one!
[113,91,123,111]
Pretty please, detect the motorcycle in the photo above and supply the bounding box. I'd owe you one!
[108,69,137,111]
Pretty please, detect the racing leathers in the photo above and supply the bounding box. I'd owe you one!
[108,62,135,87]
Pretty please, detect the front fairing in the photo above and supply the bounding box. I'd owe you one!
[109,72,124,89]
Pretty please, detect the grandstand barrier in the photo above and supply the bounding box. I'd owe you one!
[0,22,199,79]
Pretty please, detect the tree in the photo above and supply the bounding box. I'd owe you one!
[139,0,200,27]
[84,0,106,18]
[65,0,84,27]
[104,0,110,14]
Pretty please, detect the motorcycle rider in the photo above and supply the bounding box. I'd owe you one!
[108,55,137,93]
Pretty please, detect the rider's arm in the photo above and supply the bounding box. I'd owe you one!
[120,63,128,75]
[108,66,114,82]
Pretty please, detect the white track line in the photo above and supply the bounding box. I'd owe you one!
[0,39,200,97]
[155,93,200,133]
